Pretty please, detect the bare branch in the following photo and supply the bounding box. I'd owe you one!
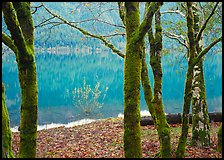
[41,3,125,58]
[163,31,188,49]
[35,16,56,28]
[101,33,126,38]
[195,2,219,43]
[161,10,185,18]
[31,4,43,14]
[180,2,187,12]
[69,18,125,28]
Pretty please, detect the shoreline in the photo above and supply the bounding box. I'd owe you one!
[10,109,152,132]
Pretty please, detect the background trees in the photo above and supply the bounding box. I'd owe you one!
[2,2,38,158]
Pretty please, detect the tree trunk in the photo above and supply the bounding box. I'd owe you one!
[176,64,194,158]
[176,2,197,157]
[217,124,222,152]
[191,2,210,147]
[141,44,156,124]
[147,10,171,158]
[2,2,38,158]
[18,59,38,158]
[123,2,142,158]
[191,60,210,146]
[2,83,14,158]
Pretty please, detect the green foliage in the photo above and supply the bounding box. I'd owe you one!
[72,78,108,116]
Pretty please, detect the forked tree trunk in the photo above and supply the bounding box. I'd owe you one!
[2,2,38,158]
[2,83,14,158]
[123,2,162,157]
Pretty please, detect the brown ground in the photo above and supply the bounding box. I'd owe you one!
[11,118,222,158]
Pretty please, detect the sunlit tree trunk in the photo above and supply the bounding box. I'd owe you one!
[123,2,162,157]
[124,2,143,157]
[191,3,210,147]
[2,2,38,158]
[2,83,14,158]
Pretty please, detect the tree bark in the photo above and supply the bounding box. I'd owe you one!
[217,124,222,152]
[147,9,171,158]
[176,3,196,157]
[2,83,14,158]
[2,2,38,158]
[123,2,142,158]
[123,2,162,157]
[191,2,210,147]
[191,60,210,147]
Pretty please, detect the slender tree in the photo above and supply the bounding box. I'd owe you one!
[217,124,222,152]
[163,1,221,150]
[176,2,222,157]
[2,83,14,158]
[148,8,171,157]
[190,2,220,147]
[2,2,38,158]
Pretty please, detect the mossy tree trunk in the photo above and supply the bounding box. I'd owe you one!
[176,2,222,157]
[148,9,171,158]
[191,60,210,147]
[2,2,38,158]
[191,3,210,147]
[217,124,222,152]
[141,46,157,124]
[2,83,14,158]
[123,2,162,158]
[176,2,196,158]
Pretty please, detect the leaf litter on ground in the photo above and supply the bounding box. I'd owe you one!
[11,118,222,158]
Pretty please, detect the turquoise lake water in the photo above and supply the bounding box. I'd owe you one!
[2,47,222,127]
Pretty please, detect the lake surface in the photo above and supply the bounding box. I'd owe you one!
[2,47,222,127]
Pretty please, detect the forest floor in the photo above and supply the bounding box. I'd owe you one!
[11,117,222,158]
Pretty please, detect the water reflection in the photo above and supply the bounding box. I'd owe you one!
[2,48,222,127]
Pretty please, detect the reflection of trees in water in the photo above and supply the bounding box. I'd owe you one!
[2,49,222,126]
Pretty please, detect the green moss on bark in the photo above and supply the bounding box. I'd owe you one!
[2,83,14,158]
[217,124,222,151]
[3,2,38,158]
[18,59,38,158]
[176,64,194,158]
[176,2,197,158]
[141,43,156,124]
[124,2,142,158]
[191,2,210,147]
[147,9,171,158]
[191,60,210,147]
